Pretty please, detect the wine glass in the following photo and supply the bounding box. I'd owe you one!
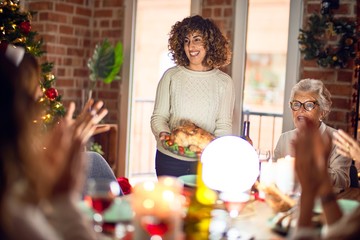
[257,149,271,164]
[140,215,169,240]
[219,191,251,238]
[220,192,250,218]
[86,178,121,233]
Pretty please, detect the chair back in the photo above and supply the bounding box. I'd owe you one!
[349,164,359,188]
[84,151,123,196]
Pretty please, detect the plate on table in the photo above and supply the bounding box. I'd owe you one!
[78,197,133,222]
[178,174,197,187]
[162,140,199,159]
[313,199,360,214]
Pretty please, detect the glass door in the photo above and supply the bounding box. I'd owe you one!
[128,0,191,182]
[243,0,291,152]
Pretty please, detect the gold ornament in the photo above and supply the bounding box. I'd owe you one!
[55,102,63,109]
[9,0,19,10]
[298,33,305,41]
[325,22,336,38]
[332,56,338,61]
[299,44,307,51]
[13,37,26,43]
[45,73,55,81]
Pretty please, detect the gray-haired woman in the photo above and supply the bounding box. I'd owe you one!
[274,78,351,194]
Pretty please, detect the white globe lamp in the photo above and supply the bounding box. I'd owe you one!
[201,136,259,193]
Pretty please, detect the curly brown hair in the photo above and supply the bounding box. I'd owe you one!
[168,15,231,68]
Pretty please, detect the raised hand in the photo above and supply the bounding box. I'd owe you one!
[333,129,360,161]
[65,99,110,137]
[35,100,109,198]
[291,119,332,196]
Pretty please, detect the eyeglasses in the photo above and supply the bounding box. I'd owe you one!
[290,100,319,111]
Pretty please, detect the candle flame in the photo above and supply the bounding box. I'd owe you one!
[143,199,155,209]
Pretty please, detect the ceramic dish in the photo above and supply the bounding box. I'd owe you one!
[313,199,360,214]
[178,174,197,187]
[162,140,198,158]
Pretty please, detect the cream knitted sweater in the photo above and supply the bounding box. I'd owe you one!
[151,65,235,161]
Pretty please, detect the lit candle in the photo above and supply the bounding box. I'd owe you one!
[275,155,295,195]
[131,177,183,218]
[131,177,184,239]
[259,159,275,198]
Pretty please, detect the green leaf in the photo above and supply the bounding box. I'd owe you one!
[103,41,123,83]
[87,39,123,85]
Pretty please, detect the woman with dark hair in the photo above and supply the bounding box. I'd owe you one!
[0,44,107,239]
[151,15,235,177]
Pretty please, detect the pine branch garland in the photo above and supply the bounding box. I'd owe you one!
[298,12,358,68]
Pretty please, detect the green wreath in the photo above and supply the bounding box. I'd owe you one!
[298,13,357,68]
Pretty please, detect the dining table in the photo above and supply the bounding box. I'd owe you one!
[89,187,360,240]
[222,198,286,240]
[91,193,288,240]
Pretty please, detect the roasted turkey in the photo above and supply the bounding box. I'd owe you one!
[170,121,215,153]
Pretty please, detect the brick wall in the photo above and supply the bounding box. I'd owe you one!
[300,0,358,133]
[23,0,124,123]
[24,0,359,133]
[201,0,235,75]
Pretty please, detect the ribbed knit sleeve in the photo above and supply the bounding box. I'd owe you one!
[150,67,176,140]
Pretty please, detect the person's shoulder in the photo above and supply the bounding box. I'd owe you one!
[211,69,233,85]
[163,65,181,75]
[323,123,337,133]
[279,128,297,138]
[214,69,232,79]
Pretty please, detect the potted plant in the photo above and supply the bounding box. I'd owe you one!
[87,38,123,101]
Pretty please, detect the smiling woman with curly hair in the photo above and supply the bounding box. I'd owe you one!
[168,15,231,68]
[151,15,235,177]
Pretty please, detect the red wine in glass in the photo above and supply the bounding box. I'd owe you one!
[86,178,121,233]
[91,195,114,214]
[140,215,169,239]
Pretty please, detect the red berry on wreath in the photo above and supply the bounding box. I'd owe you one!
[345,38,354,46]
[45,88,58,100]
[19,21,31,34]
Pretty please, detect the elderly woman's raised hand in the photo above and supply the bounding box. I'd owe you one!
[333,129,360,162]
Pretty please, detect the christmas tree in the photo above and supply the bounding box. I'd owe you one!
[0,0,65,129]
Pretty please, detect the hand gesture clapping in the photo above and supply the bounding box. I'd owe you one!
[36,99,109,199]
[333,129,360,161]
